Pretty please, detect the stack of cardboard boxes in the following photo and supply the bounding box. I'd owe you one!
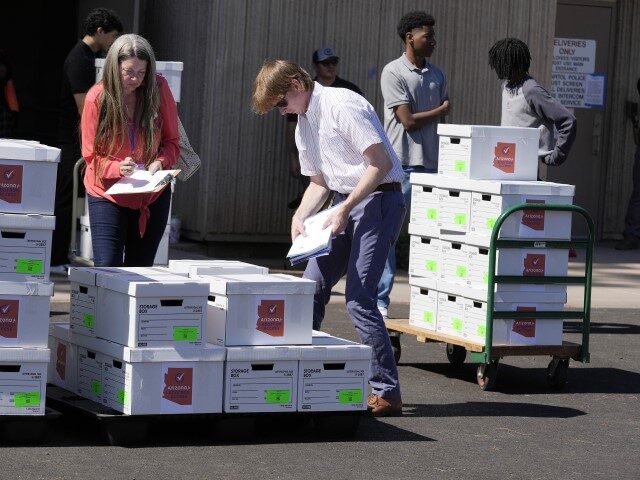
[0,139,60,416]
[48,260,372,416]
[408,124,575,346]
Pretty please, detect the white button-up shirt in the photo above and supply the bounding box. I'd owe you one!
[296,82,404,194]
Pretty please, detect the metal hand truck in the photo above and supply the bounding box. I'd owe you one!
[385,203,594,391]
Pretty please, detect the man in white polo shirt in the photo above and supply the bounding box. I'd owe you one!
[252,60,406,416]
[377,11,450,319]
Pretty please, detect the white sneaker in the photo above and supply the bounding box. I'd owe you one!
[378,306,388,319]
[50,264,69,275]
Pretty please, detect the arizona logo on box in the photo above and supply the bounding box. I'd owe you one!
[0,165,23,204]
[522,199,546,231]
[256,299,285,337]
[0,300,19,338]
[492,142,516,174]
[162,367,193,405]
[513,306,536,338]
[523,253,545,276]
[56,342,67,380]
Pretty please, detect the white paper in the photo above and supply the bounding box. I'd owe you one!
[286,205,339,263]
[105,169,179,195]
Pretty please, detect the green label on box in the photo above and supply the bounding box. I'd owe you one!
[483,272,489,285]
[426,208,438,220]
[456,266,468,279]
[83,313,95,328]
[116,389,128,405]
[15,259,43,275]
[173,326,199,341]
[454,160,467,172]
[486,218,497,229]
[454,213,467,225]
[426,260,438,272]
[477,325,486,337]
[452,318,463,332]
[338,389,363,404]
[423,311,434,325]
[265,389,291,404]
[91,379,101,395]
[14,391,41,407]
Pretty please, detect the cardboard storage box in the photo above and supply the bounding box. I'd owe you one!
[167,259,268,277]
[0,346,49,415]
[436,292,465,339]
[438,187,472,233]
[47,324,78,393]
[96,59,183,102]
[408,235,441,282]
[409,182,441,236]
[409,286,438,332]
[0,213,55,282]
[437,124,540,180]
[224,345,299,413]
[463,291,566,346]
[468,181,574,246]
[52,324,225,414]
[0,139,60,215]
[95,269,209,348]
[202,273,315,346]
[439,240,472,286]
[298,335,371,412]
[0,281,53,347]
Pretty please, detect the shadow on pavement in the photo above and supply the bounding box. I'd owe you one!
[564,321,640,335]
[404,362,640,394]
[401,401,585,419]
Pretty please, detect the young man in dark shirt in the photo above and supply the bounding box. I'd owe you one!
[285,47,363,209]
[52,8,122,272]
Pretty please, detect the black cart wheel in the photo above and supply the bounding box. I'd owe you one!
[446,344,467,366]
[477,360,499,391]
[547,357,569,391]
[389,334,401,364]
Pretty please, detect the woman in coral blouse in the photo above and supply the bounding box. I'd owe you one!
[81,34,179,267]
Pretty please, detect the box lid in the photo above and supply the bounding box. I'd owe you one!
[155,61,184,71]
[0,213,55,229]
[437,123,540,140]
[225,345,301,362]
[0,139,61,162]
[436,278,568,304]
[64,325,225,362]
[300,335,371,361]
[167,259,268,276]
[201,273,316,295]
[49,322,72,341]
[0,280,54,296]
[96,270,209,297]
[0,346,50,363]
[69,266,136,286]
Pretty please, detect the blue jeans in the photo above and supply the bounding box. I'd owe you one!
[624,145,640,238]
[87,187,171,267]
[303,190,406,399]
[377,165,436,310]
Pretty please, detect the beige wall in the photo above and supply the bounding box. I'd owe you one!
[143,0,557,241]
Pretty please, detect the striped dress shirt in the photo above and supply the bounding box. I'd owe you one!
[296,82,404,194]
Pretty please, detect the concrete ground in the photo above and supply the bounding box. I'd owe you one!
[3,242,639,480]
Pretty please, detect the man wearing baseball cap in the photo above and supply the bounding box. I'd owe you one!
[286,47,363,209]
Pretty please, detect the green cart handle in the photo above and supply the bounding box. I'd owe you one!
[479,203,595,365]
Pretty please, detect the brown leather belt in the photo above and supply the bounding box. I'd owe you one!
[374,182,402,192]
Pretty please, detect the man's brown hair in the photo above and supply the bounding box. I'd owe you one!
[252,60,313,114]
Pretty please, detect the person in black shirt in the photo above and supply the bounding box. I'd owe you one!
[52,8,122,272]
[285,47,363,209]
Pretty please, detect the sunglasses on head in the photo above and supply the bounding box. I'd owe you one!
[318,58,339,66]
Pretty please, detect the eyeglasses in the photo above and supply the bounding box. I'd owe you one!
[318,58,339,66]
[121,68,146,79]
[275,96,288,109]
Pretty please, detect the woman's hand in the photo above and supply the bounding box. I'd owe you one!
[119,157,137,177]
[148,160,164,174]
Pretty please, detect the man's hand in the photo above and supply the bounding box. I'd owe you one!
[291,214,306,241]
[119,157,137,177]
[322,204,349,236]
[148,160,164,174]
[440,99,451,116]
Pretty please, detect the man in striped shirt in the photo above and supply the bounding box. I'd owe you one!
[253,60,406,416]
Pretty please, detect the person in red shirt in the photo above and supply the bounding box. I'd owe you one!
[81,34,179,267]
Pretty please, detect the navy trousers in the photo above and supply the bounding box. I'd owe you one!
[303,190,406,399]
[623,145,640,238]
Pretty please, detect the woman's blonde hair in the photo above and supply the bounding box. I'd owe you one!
[252,60,313,114]
[93,33,160,181]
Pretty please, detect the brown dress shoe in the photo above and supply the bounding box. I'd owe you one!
[367,393,402,417]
